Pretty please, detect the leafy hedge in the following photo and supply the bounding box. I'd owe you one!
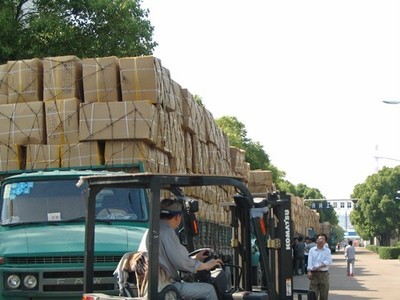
[366,244,379,253]
[378,247,400,259]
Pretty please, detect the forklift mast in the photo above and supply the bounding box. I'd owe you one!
[267,192,294,299]
[182,190,295,299]
[250,191,294,299]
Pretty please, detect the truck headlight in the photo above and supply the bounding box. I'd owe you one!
[23,275,37,289]
[6,274,21,289]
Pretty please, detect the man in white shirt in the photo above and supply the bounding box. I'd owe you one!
[307,234,332,300]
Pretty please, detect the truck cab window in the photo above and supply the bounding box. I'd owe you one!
[0,181,148,224]
[95,188,148,221]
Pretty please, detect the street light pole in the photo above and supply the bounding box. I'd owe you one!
[383,100,400,104]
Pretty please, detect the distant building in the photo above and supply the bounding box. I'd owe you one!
[305,199,360,240]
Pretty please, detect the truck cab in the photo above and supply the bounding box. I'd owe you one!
[0,169,148,300]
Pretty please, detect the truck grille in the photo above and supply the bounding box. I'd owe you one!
[8,255,122,264]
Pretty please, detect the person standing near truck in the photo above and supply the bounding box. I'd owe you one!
[294,236,306,275]
[307,233,332,300]
[304,237,316,274]
[139,198,223,299]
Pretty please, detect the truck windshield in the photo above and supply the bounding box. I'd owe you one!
[0,180,148,225]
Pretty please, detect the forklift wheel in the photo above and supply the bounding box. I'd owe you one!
[307,290,317,300]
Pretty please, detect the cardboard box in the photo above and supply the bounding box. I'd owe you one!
[0,144,23,171]
[61,142,103,167]
[104,140,157,171]
[7,58,43,103]
[45,98,80,145]
[0,64,10,104]
[203,107,219,144]
[26,144,60,169]
[79,100,158,143]
[230,146,246,174]
[180,88,195,133]
[82,56,121,103]
[0,102,45,144]
[248,170,273,193]
[43,55,83,101]
[119,56,173,108]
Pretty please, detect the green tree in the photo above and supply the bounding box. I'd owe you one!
[215,116,248,149]
[215,116,284,183]
[0,0,156,63]
[350,166,400,246]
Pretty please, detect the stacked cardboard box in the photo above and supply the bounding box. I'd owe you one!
[291,195,320,237]
[0,54,273,225]
[247,170,273,193]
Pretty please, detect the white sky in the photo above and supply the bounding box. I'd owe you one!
[141,0,400,199]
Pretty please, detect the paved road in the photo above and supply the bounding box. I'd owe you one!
[293,247,400,299]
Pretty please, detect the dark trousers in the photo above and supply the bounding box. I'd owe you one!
[295,256,305,275]
[304,255,309,272]
[309,271,329,300]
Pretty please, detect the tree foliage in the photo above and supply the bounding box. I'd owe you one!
[215,116,324,198]
[215,115,339,225]
[350,166,400,246]
[215,116,283,182]
[0,0,157,63]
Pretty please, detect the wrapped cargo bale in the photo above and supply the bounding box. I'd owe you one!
[45,98,80,145]
[0,144,23,171]
[26,144,60,169]
[192,138,207,174]
[180,88,196,133]
[0,64,10,104]
[79,100,158,143]
[167,80,182,112]
[156,149,170,173]
[43,55,83,101]
[230,146,246,175]
[203,107,219,144]
[207,143,218,174]
[155,107,167,151]
[0,102,45,145]
[60,142,103,168]
[104,140,157,172]
[82,56,121,103]
[168,126,186,174]
[192,103,206,143]
[183,131,193,173]
[119,56,175,111]
[248,170,273,194]
[168,111,184,156]
[7,58,43,103]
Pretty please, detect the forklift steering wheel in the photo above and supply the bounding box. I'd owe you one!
[188,248,214,262]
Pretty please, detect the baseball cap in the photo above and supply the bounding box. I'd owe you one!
[160,198,183,216]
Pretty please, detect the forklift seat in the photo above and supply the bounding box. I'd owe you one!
[113,251,182,299]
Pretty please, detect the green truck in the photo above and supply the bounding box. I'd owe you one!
[0,166,151,300]
[0,165,241,300]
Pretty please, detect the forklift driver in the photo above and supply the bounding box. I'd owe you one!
[139,198,223,299]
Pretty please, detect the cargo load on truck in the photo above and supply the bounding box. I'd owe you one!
[0,55,320,299]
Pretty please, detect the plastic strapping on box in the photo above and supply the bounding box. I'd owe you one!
[123,101,130,138]
[133,57,141,101]
[96,59,101,101]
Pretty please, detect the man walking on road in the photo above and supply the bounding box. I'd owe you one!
[307,233,332,300]
[344,240,356,276]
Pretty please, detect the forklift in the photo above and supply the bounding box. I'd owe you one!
[80,173,301,299]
